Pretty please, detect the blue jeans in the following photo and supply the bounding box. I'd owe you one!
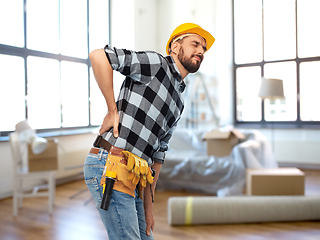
[83,148,154,240]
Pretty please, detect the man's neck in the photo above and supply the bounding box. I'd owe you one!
[170,54,189,81]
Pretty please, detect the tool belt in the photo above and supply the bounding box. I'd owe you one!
[92,135,154,198]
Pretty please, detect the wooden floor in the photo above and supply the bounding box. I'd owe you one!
[0,169,320,240]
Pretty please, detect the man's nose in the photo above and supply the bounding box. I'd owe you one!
[197,46,205,55]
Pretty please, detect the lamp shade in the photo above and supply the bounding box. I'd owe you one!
[258,77,285,100]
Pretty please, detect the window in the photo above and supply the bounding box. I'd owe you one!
[233,0,320,127]
[0,0,110,136]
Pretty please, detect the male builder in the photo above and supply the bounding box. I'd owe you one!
[84,23,215,240]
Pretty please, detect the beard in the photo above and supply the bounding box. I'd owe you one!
[177,47,202,73]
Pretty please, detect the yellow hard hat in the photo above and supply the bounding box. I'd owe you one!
[166,23,215,55]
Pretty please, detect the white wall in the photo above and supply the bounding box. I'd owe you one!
[133,0,158,51]
[252,128,320,166]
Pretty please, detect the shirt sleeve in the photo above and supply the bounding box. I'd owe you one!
[104,45,163,84]
[152,125,177,164]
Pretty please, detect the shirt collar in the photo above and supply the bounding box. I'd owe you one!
[165,56,182,82]
[165,56,186,93]
[179,81,186,93]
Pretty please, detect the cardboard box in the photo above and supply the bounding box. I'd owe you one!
[246,168,305,196]
[28,139,58,172]
[203,129,245,157]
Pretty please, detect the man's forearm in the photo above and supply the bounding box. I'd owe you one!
[89,49,117,111]
[144,162,162,203]
[150,162,162,192]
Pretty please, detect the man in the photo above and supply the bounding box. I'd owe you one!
[84,23,215,240]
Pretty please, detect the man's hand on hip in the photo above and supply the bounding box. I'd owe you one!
[99,109,120,137]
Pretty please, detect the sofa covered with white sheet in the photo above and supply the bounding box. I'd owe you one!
[156,128,278,196]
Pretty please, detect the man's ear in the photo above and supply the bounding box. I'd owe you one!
[170,41,180,55]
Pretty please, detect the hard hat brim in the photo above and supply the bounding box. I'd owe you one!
[166,27,215,55]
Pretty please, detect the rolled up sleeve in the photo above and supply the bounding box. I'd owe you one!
[152,125,176,164]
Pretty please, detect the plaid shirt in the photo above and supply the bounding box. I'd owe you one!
[101,45,186,165]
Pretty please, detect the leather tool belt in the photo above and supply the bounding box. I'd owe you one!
[91,135,135,197]
[93,135,125,159]
[92,135,154,199]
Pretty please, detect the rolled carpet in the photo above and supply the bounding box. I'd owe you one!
[168,196,320,225]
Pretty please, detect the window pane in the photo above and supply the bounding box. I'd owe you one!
[236,66,262,121]
[0,55,25,131]
[60,0,88,58]
[0,0,24,47]
[89,0,109,52]
[27,0,59,53]
[264,61,297,121]
[234,0,262,64]
[264,0,296,61]
[297,0,320,58]
[300,61,320,121]
[27,56,61,129]
[61,61,89,127]
[90,68,106,126]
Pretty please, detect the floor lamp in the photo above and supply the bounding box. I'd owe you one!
[258,77,285,152]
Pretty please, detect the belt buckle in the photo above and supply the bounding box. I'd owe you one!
[93,135,103,148]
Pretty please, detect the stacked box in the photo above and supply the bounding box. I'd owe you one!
[28,139,58,172]
[246,168,305,196]
[203,129,245,157]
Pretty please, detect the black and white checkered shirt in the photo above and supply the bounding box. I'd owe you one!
[101,45,186,166]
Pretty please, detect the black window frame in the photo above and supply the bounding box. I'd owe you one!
[232,0,320,129]
[0,0,111,139]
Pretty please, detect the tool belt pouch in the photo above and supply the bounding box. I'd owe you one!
[121,151,154,199]
[100,154,136,197]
